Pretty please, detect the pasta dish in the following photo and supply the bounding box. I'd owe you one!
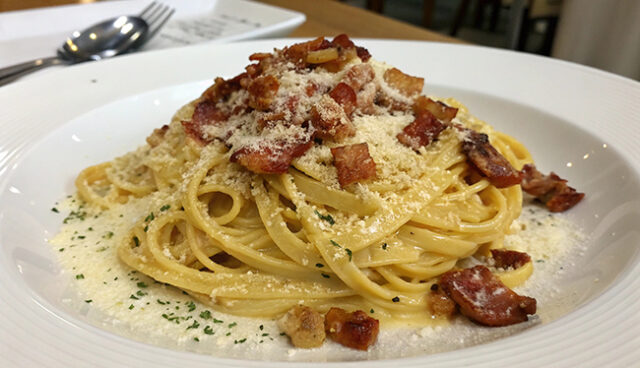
[71,36,583,349]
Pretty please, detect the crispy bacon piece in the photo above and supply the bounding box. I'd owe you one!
[490,249,531,269]
[311,95,355,141]
[383,67,424,96]
[324,307,379,351]
[248,52,271,61]
[244,63,262,79]
[521,164,584,212]
[343,63,375,92]
[429,284,456,318]
[182,100,228,144]
[314,34,359,72]
[329,34,364,61]
[257,112,285,130]
[201,73,248,103]
[331,33,355,49]
[282,35,365,72]
[230,139,312,174]
[356,82,377,114]
[247,75,279,110]
[461,129,522,188]
[377,95,411,113]
[305,82,319,97]
[413,96,458,122]
[331,143,377,187]
[146,125,169,147]
[278,305,326,348]
[397,110,446,150]
[356,46,371,62]
[329,82,357,116]
[283,37,332,65]
[439,265,537,327]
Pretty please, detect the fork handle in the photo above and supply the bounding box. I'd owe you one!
[0,56,68,87]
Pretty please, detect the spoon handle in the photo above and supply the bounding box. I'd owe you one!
[0,56,67,87]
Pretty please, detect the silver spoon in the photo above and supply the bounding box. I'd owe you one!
[0,16,148,86]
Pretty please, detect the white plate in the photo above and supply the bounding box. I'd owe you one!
[0,0,305,67]
[0,39,639,367]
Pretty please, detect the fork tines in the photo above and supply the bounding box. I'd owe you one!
[138,2,175,44]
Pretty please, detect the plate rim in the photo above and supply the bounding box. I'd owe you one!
[0,38,639,367]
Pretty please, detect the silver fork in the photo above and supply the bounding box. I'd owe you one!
[0,2,175,86]
[136,2,176,49]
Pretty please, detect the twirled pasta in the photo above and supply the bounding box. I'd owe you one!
[75,39,535,326]
[75,104,533,325]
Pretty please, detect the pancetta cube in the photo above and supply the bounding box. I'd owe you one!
[278,305,326,348]
[330,143,377,187]
[383,67,424,96]
[324,307,379,350]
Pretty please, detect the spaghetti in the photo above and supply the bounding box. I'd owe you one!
[75,36,537,326]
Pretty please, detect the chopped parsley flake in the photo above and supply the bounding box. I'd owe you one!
[162,313,191,324]
[51,207,59,213]
[392,296,400,302]
[321,273,330,279]
[63,210,87,224]
[160,204,171,211]
[75,274,85,280]
[186,301,196,312]
[382,243,388,250]
[128,304,134,310]
[330,240,351,261]
[193,337,200,342]
[315,263,324,268]
[133,236,140,247]
[129,294,139,300]
[85,299,92,303]
[145,212,155,222]
[370,308,374,313]
[103,231,114,239]
[137,281,148,288]
[228,322,237,328]
[204,326,214,335]
[200,310,212,320]
[213,318,224,324]
[186,320,200,330]
[234,338,247,344]
[314,210,335,225]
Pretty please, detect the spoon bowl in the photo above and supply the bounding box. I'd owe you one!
[61,15,148,62]
[0,2,174,86]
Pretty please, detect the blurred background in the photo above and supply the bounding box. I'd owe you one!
[342,0,640,80]
[0,0,638,80]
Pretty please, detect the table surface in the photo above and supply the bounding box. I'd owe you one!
[0,0,464,43]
